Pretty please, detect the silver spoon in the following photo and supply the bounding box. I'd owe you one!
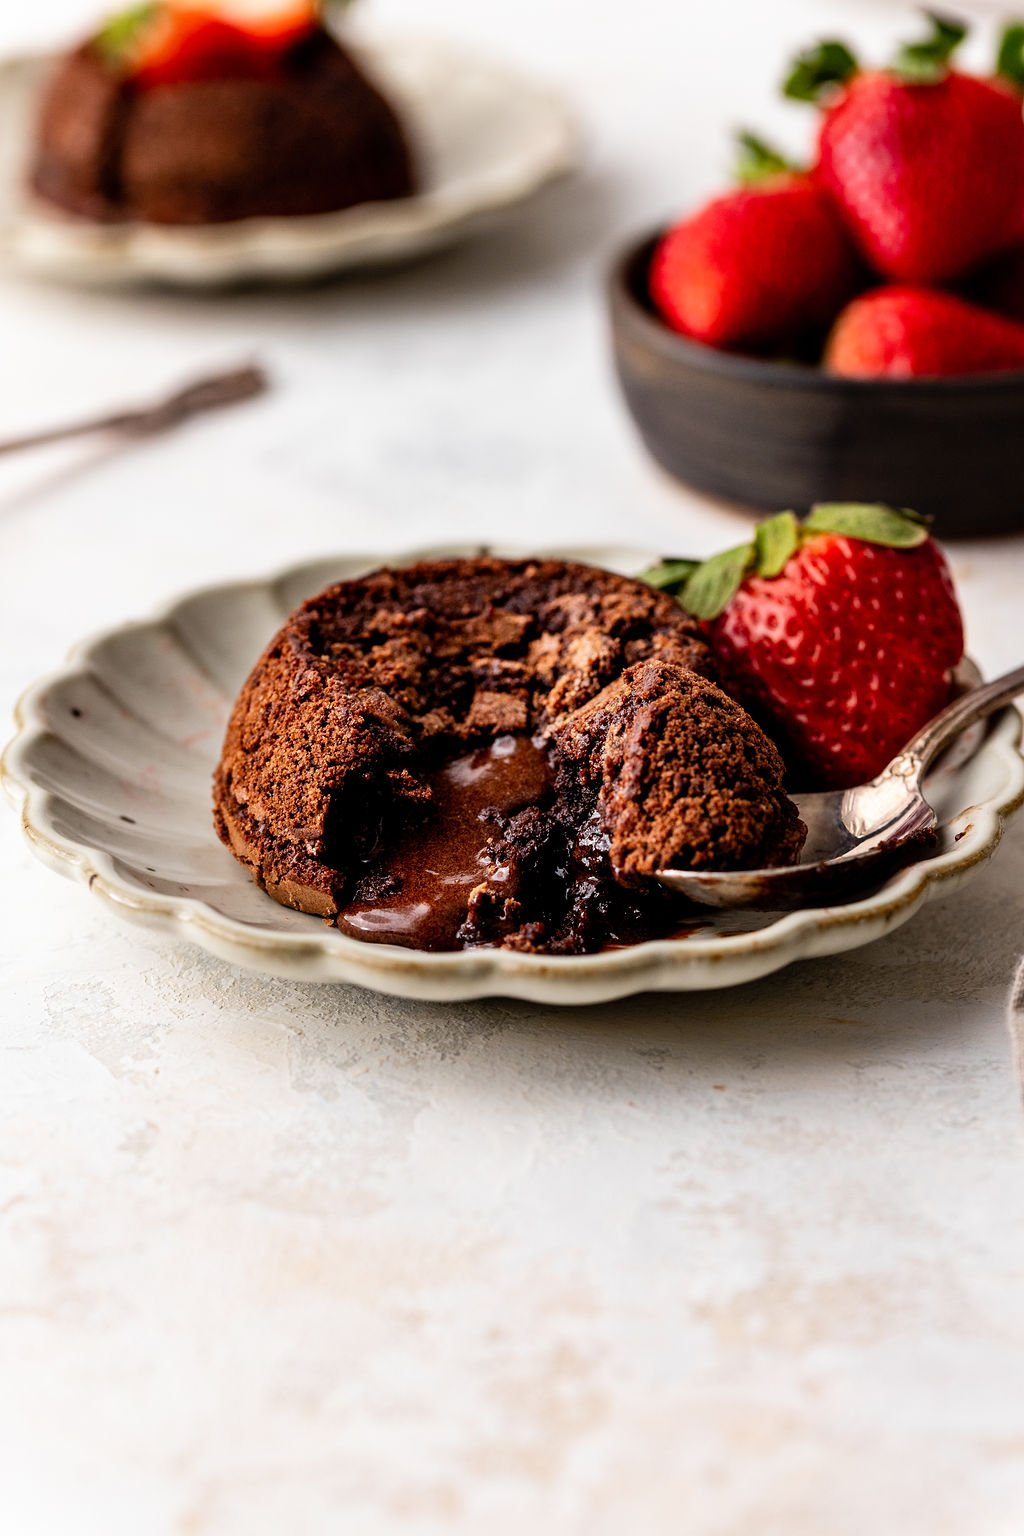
[656,663,1024,910]
[0,363,268,458]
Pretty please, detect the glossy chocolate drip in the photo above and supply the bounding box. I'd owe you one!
[338,735,553,950]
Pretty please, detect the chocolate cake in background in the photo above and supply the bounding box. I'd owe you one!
[213,558,805,956]
[31,4,416,225]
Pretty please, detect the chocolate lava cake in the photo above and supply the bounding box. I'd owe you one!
[32,7,416,225]
[213,558,805,955]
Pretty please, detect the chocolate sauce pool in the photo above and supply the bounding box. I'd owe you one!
[338,735,552,950]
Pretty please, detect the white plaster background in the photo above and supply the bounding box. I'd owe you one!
[2,2,1024,1532]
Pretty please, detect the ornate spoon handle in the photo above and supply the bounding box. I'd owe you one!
[0,364,268,458]
[894,664,1024,778]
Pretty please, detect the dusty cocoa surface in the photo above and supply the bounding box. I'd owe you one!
[214,558,800,954]
[32,28,415,224]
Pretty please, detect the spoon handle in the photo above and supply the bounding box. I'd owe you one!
[0,364,268,458]
[901,663,1024,776]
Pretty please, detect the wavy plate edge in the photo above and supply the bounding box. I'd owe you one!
[5,544,1024,1004]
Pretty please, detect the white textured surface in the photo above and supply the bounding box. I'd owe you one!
[2,2,1024,1532]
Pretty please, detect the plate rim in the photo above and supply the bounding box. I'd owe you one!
[4,542,1024,1003]
[0,36,580,286]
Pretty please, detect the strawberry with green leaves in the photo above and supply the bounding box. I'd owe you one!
[644,505,965,789]
[649,132,862,353]
[786,12,1024,285]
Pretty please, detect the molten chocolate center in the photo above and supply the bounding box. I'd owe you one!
[337,734,553,951]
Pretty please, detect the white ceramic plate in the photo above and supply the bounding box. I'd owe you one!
[0,36,578,288]
[5,544,1024,1005]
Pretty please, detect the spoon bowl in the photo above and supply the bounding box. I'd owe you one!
[656,664,1024,910]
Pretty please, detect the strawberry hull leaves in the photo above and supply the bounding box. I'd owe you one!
[893,11,967,84]
[785,13,968,100]
[733,131,797,184]
[803,503,930,547]
[783,39,859,102]
[640,505,935,621]
[996,21,1024,91]
[754,510,800,577]
[680,545,754,622]
[96,3,159,64]
[638,558,701,592]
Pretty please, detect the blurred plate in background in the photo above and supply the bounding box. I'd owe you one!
[0,37,578,288]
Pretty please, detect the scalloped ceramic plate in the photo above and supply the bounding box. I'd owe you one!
[0,36,577,288]
[4,544,1024,1005]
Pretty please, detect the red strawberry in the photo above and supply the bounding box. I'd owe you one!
[786,16,1024,284]
[644,506,965,789]
[649,135,861,353]
[132,15,259,87]
[825,285,1024,377]
[98,3,317,89]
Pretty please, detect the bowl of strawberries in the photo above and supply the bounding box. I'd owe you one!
[609,13,1024,537]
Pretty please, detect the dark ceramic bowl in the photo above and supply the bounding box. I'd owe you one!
[609,231,1024,539]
